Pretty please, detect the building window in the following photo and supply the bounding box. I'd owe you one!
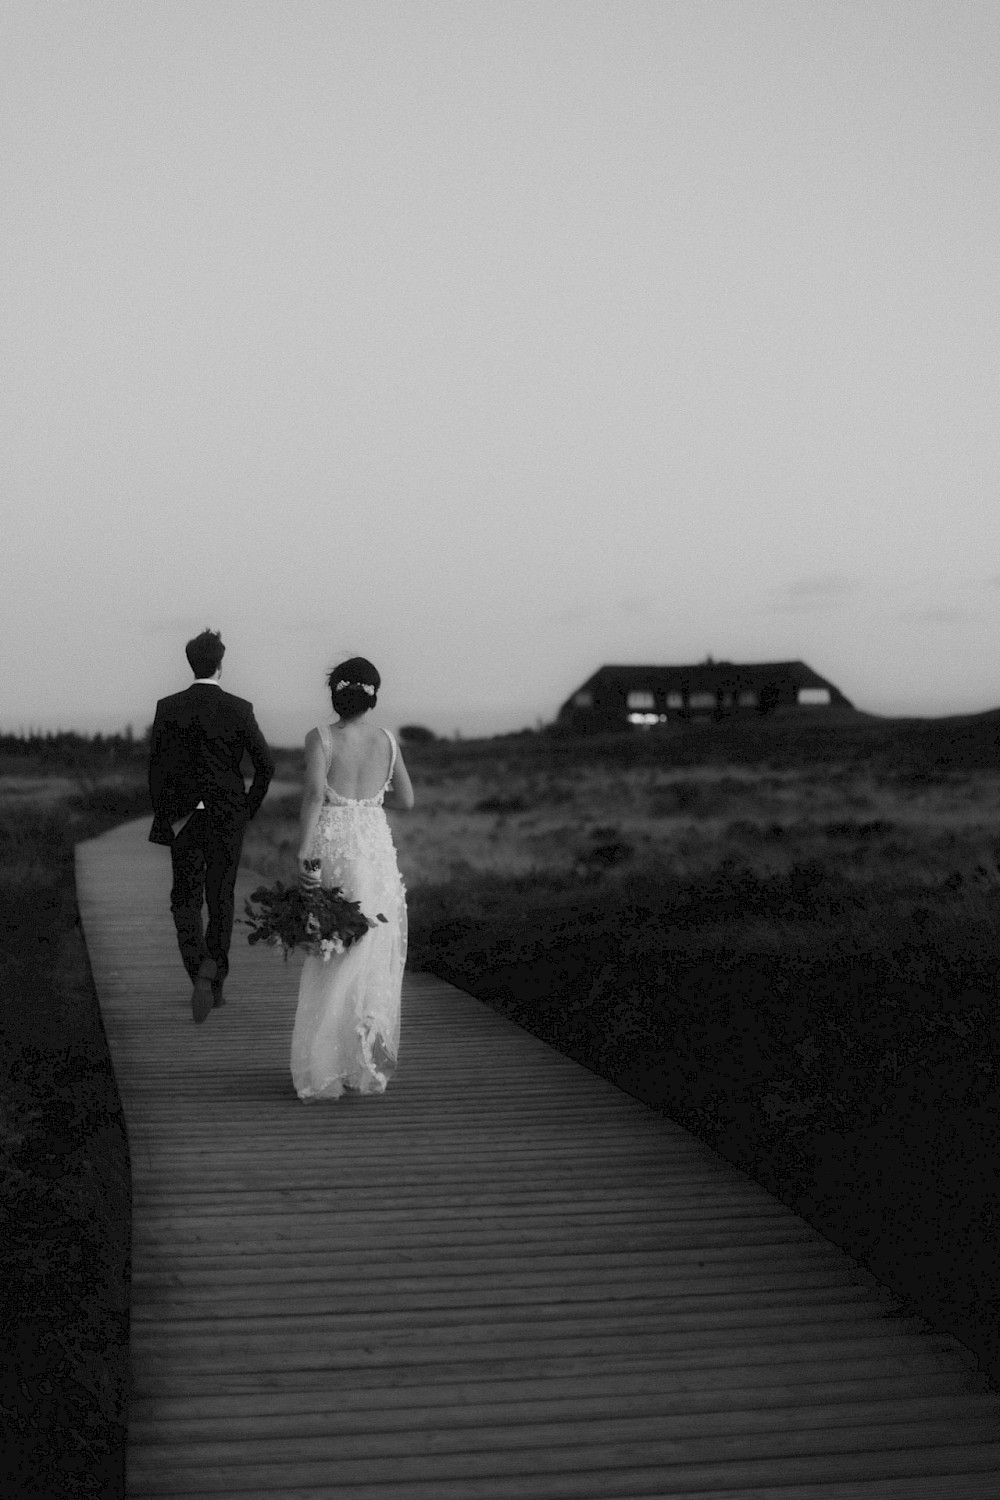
[626,690,655,710]
[666,691,684,709]
[627,712,668,727]
[797,688,831,705]
[718,691,734,709]
[737,690,758,707]
[689,691,716,710]
[573,690,593,709]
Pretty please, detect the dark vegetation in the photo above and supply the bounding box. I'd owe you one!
[407,865,1000,1380]
[1,752,150,1498]
[396,707,1000,1387]
[397,724,437,744]
[0,731,149,775]
[433,700,1000,773]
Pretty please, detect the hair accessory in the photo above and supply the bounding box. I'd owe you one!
[335,679,375,695]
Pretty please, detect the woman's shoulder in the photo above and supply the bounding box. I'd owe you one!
[350,722,393,747]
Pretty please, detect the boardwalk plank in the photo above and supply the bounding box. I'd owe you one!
[124,1338,986,1404]
[127,1416,1000,1464]
[115,1435,1000,1497]
[125,1369,981,1425]
[128,1276,882,1319]
[76,820,1000,1499]
[108,1473,1000,1500]
[126,1389,999,1441]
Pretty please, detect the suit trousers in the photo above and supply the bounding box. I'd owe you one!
[169,809,245,984]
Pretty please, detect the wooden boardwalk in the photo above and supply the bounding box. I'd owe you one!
[76,819,1000,1499]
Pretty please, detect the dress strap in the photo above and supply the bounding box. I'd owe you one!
[317,723,334,774]
[381,727,398,787]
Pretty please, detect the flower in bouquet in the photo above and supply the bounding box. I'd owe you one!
[242,863,386,961]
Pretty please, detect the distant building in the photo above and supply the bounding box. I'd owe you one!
[557,659,852,731]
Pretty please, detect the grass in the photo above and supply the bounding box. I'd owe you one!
[1,777,150,1499]
[246,715,1000,1387]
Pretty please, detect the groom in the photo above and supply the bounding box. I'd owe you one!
[148,629,274,1022]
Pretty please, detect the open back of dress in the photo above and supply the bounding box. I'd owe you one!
[290,726,407,1100]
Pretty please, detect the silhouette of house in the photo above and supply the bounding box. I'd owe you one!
[557,659,852,731]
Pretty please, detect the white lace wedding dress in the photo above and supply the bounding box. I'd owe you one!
[290,725,407,1100]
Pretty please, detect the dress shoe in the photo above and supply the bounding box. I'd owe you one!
[191,959,217,1024]
[212,983,226,1008]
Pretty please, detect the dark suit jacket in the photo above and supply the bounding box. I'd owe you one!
[148,684,274,846]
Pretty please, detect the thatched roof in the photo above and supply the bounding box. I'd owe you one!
[581,660,845,694]
[558,659,852,720]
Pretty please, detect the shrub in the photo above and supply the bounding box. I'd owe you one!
[580,841,634,868]
[474,796,528,814]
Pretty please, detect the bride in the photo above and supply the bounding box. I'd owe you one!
[290,657,414,1100]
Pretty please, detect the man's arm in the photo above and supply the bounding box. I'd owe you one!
[148,703,170,808]
[243,706,275,820]
[147,703,176,845]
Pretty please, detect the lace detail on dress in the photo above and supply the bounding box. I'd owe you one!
[358,1018,397,1091]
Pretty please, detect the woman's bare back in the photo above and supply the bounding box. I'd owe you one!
[324,722,394,801]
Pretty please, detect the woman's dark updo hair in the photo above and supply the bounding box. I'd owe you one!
[327,656,380,719]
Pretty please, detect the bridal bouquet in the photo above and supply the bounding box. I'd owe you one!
[243,862,386,962]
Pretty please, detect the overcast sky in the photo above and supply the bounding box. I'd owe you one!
[3,1,999,744]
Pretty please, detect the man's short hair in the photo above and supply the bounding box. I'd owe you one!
[185,628,225,679]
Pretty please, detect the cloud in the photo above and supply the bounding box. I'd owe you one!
[898,607,971,625]
[769,574,856,612]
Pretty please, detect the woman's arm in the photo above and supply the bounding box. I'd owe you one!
[296,729,327,885]
[384,743,415,810]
